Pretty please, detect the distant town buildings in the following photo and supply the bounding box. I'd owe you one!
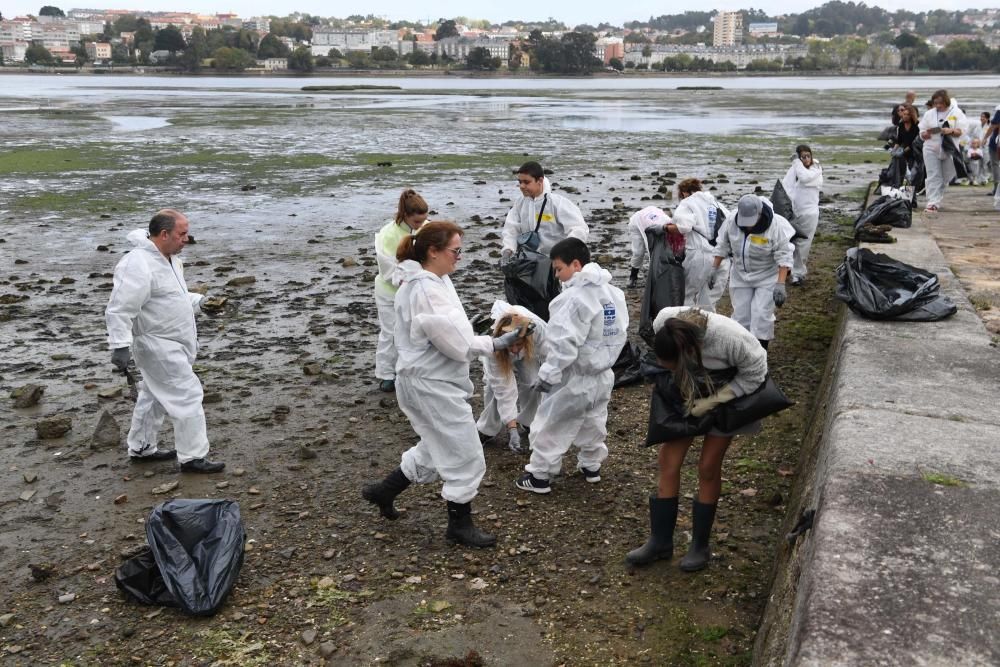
[713,11,743,48]
[748,22,779,37]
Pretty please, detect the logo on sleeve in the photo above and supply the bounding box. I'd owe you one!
[603,302,620,337]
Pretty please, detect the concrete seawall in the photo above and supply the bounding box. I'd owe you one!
[756,185,1000,665]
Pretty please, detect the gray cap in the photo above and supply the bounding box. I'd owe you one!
[736,194,762,227]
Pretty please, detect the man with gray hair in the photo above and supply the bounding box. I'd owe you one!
[105,209,224,473]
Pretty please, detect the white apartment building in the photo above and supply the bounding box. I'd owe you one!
[748,22,779,37]
[434,36,510,62]
[0,20,33,42]
[85,41,111,61]
[311,29,411,56]
[1,42,28,61]
[625,43,805,70]
[713,11,743,47]
[243,17,271,33]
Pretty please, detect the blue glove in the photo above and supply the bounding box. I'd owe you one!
[492,323,535,351]
[111,347,130,372]
[531,379,553,393]
[773,283,787,307]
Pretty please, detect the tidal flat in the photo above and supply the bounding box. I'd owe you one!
[0,75,998,665]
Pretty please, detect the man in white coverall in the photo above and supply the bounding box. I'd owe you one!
[712,195,794,351]
[500,161,589,263]
[780,145,823,286]
[105,209,224,473]
[515,238,628,494]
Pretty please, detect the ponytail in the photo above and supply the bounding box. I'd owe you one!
[654,315,710,409]
[396,188,429,225]
[396,220,463,264]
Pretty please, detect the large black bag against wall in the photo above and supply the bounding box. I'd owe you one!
[835,247,957,322]
[502,246,561,322]
[115,499,246,616]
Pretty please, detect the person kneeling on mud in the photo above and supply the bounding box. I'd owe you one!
[515,238,628,494]
[626,307,767,572]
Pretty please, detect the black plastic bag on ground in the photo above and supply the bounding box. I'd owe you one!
[771,179,795,222]
[612,341,643,389]
[835,247,957,321]
[854,195,912,234]
[116,499,246,616]
[502,247,561,322]
[114,546,177,608]
[639,227,685,344]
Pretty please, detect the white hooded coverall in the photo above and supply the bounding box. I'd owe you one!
[393,260,495,504]
[524,263,628,479]
[781,158,823,280]
[627,206,669,270]
[105,229,208,463]
[477,301,548,437]
[501,178,589,255]
[373,219,414,381]
[671,193,731,309]
[919,103,967,208]
[714,201,795,341]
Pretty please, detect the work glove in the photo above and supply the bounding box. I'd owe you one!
[707,273,717,291]
[531,378,553,394]
[499,249,513,268]
[492,323,535,351]
[688,385,737,418]
[507,426,526,454]
[111,347,130,372]
[773,283,787,308]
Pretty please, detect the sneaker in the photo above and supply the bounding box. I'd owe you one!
[924,204,939,213]
[515,472,551,494]
[578,466,601,483]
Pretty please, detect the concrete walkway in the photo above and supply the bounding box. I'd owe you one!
[781,184,1000,665]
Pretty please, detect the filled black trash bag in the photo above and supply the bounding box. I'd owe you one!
[115,546,177,608]
[771,179,795,222]
[835,247,957,322]
[712,376,794,433]
[639,227,685,345]
[502,247,560,322]
[853,195,912,234]
[116,499,246,616]
[612,341,643,389]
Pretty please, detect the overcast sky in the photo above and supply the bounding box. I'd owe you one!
[3,1,998,25]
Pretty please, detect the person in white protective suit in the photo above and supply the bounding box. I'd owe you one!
[671,178,731,309]
[919,89,966,213]
[361,222,526,548]
[476,301,548,454]
[625,205,669,289]
[500,161,589,264]
[373,188,428,392]
[780,145,824,287]
[515,238,628,494]
[711,194,794,350]
[105,209,224,473]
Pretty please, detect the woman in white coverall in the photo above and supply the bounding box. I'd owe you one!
[625,307,767,572]
[712,194,794,350]
[362,221,525,548]
[780,145,824,286]
[626,206,670,289]
[476,301,547,454]
[500,160,589,263]
[105,211,223,473]
[671,178,730,309]
[373,189,428,392]
[919,89,966,213]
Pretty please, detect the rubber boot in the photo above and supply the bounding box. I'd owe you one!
[679,500,717,572]
[361,467,410,520]
[445,501,496,548]
[757,339,769,351]
[625,496,677,566]
[627,268,640,289]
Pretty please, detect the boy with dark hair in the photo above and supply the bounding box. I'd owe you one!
[500,161,589,263]
[515,238,628,494]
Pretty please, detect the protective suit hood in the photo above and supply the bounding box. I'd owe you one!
[127,228,159,254]
[393,258,426,288]
[567,262,612,288]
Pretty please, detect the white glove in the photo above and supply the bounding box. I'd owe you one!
[688,385,737,418]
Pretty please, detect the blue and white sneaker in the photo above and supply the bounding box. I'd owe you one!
[515,472,551,494]
[578,466,601,483]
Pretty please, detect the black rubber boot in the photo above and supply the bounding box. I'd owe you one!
[680,500,717,572]
[627,268,640,289]
[757,338,770,351]
[625,496,678,566]
[445,501,496,548]
[361,467,411,520]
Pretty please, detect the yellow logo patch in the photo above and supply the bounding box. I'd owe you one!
[749,235,769,246]
[540,213,555,222]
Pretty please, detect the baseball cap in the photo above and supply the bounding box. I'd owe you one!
[736,195,762,228]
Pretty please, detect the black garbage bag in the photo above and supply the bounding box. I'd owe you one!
[835,247,957,322]
[502,247,560,322]
[612,341,643,389]
[116,499,246,616]
[854,195,912,235]
[712,376,795,433]
[639,226,685,344]
[771,179,795,222]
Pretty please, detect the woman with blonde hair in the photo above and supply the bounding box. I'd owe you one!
[362,222,524,548]
[373,189,429,392]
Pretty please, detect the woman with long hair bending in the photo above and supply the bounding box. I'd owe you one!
[626,306,767,572]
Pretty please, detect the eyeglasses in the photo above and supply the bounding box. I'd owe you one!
[445,247,462,258]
